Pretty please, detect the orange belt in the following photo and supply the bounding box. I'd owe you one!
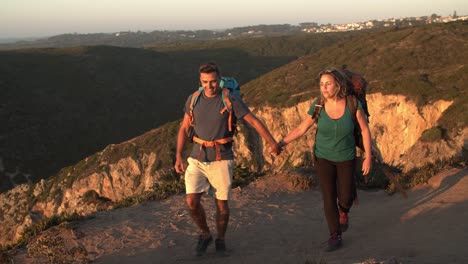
[192,136,233,161]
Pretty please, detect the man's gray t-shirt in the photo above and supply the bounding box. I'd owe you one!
[184,90,250,162]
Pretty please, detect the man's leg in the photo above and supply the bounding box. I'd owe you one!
[207,159,234,253]
[186,193,213,256]
[184,157,213,255]
[214,199,229,253]
[186,193,210,236]
[215,199,230,239]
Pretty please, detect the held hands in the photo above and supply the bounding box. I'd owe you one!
[269,139,286,156]
[269,142,282,156]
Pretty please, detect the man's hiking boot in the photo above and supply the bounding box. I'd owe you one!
[339,210,349,232]
[196,235,213,256]
[215,238,226,254]
[325,232,342,252]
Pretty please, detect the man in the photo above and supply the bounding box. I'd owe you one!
[174,62,280,256]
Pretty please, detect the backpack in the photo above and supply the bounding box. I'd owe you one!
[343,70,369,151]
[311,69,369,152]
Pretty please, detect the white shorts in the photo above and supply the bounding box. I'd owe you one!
[184,157,235,200]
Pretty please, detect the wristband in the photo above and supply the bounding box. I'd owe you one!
[278,139,286,148]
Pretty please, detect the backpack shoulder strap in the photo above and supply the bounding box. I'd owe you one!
[312,96,325,157]
[312,96,325,142]
[189,88,203,126]
[311,96,325,121]
[220,88,232,113]
[346,95,358,124]
[219,88,234,132]
[348,94,367,151]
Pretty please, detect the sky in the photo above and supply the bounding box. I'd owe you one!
[1,0,467,39]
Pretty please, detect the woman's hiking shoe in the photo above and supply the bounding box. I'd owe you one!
[215,238,226,254]
[339,210,349,232]
[195,235,213,256]
[325,232,342,252]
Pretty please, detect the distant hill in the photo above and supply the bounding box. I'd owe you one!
[1,16,454,50]
[0,31,355,192]
[0,24,304,50]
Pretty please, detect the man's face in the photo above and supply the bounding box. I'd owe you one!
[200,72,220,97]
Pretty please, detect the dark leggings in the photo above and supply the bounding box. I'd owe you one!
[316,157,356,235]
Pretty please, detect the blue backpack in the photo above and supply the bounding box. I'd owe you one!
[219,77,241,97]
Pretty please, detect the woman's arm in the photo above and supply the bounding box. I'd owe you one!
[280,115,316,147]
[356,109,372,175]
[243,113,280,155]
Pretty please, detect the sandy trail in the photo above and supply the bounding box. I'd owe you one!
[12,167,468,264]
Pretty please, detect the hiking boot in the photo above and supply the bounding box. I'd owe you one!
[196,235,213,256]
[215,238,226,254]
[325,232,342,252]
[339,210,349,232]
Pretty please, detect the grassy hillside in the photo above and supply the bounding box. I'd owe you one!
[2,21,466,193]
[150,31,358,57]
[34,20,468,192]
[0,32,355,192]
[242,21,468,132]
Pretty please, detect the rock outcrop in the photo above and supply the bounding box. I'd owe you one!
[235,93,461,173]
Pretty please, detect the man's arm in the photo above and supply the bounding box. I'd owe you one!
[243,113,280,155]
[174,113,191,173]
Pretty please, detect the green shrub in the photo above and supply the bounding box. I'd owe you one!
[232,166,264,188]
[397,158,454,189]
[420,126,445,142]
[153,170,185,199]
[355,158,390,190]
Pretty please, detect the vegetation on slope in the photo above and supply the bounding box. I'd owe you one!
[0,32,354,191]
[1,22,466,253]
[1,21,466,194]
[242,21,468,133]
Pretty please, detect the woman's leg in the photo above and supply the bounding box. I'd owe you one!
[316,157,339,235]
[336,159,357,213]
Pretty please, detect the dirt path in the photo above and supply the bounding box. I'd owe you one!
[12,167,468,264]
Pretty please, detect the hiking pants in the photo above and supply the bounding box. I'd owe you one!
[315,157,356,235]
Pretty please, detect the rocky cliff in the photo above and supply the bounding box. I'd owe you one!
[0,93,465,248]
[243,93,462,171]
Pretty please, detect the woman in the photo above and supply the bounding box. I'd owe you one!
[278,68,372,252]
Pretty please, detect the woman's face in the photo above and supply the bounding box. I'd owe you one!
[320,74,339,99]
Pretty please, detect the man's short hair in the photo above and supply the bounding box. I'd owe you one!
[199,62,221,77]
